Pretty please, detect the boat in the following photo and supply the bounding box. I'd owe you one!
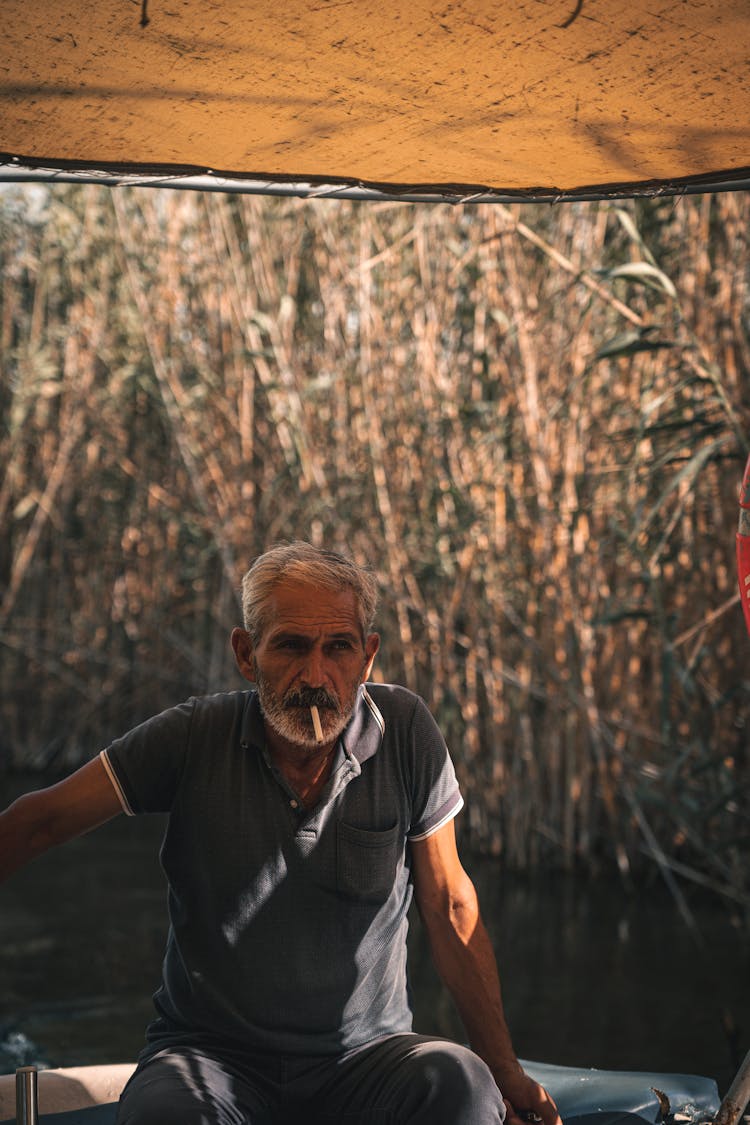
[0,1058,724,1125]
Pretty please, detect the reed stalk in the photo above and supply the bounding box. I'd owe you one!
[0,185,747,904]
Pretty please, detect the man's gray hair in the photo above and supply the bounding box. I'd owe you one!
[240,541,379,643]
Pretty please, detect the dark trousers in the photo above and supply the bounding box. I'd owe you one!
[115,1033,506,1124]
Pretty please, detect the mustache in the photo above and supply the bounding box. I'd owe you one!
[284,687,339,710]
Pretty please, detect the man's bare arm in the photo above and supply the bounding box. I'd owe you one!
[0,756,124,882]
[411,820,562,1125]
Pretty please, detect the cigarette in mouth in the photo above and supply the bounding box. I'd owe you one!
[310,705,324,744]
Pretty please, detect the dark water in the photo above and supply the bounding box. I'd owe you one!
[1,776,748,1094]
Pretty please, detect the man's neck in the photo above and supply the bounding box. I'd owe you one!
[264,726,339,808]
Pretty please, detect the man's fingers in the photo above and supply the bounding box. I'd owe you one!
[504,1099,541,1125]
[508,1081,562,1125]
[537,1093,563,1125]
[504,1098,522,1125]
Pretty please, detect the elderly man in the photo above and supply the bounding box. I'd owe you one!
[1,542,560,1125]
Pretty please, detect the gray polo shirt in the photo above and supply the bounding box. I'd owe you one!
[101,683,463,1057]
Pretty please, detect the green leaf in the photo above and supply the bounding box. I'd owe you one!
[607,261,678,299]
[595,329,677,360]
[593,605,654,626]
[629,435,733,539]
[612,206,657,265]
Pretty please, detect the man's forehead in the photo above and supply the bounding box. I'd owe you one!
[265,580,361,633]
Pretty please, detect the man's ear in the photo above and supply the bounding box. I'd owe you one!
[231,627,256,684]
[362,632,380,682]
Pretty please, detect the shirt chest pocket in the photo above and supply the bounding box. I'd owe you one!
[336,821,401,902]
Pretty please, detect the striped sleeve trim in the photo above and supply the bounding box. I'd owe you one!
[99,748,135,816]
[408,792,464,842]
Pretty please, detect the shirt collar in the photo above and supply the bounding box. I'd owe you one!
[341,685,385,766]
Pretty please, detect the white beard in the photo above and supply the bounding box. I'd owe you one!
[255,672,360,749]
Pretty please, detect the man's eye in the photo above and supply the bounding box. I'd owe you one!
[330,640,354,651]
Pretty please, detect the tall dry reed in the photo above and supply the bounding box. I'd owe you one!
[0,186,747,905]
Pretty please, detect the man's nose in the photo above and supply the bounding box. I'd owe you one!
[300,646,327,687]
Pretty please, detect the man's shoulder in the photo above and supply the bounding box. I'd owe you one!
[363,682,422,713]
[186,688,255,729]
[190,688,254,711]
[112,690,254,748]
[362,683,438,734]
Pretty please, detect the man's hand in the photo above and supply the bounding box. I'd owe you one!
[498,1066,562,1125]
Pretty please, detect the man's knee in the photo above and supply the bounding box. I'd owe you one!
[117,1074,208,1125]
[401,1040,505,1124]
[118,1086,211,1125]
[115,1050,270,1125]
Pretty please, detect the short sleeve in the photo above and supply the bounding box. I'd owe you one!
[406,696,464,840]
[101,698,195,814]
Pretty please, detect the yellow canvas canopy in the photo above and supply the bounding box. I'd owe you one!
[1,0,749,200]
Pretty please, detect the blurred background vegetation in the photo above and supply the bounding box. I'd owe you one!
[1,185,748,911]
